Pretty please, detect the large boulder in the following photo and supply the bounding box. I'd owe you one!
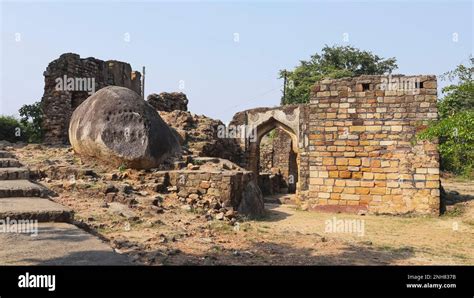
[69,86,180,169]
[237,180,265,218]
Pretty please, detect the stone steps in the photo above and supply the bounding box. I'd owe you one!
[0,222,132,265]
[0,167,30,180]
[0,149,129,265]
[0,151,15,158]
[0,197,73,222]
[0,158,21,168]
[0,180,48,198]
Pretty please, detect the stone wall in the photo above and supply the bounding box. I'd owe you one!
[259,134,274,173]
[306,75,440,214]
[258,128,297,193]
[41,53,142,144]
[164,169,264,218]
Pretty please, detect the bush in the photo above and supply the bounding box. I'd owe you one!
[417,111,474,177]
[0,116,27,143]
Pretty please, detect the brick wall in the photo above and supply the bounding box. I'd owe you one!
[307,75,440,214]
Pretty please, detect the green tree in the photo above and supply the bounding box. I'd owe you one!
[437,58,474,117]
[18,101,43,143]
[280,45,398,104]
[417,58,474,178]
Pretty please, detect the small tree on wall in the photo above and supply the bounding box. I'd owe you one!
[280,45,398,105]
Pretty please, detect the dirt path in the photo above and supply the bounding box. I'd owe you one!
[250,200,473,265]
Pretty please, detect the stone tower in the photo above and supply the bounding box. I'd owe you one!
[40,53,142,144]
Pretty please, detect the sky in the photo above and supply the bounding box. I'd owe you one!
[1,0,472,123]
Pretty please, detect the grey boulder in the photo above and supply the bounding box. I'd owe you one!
[69,86,180,169]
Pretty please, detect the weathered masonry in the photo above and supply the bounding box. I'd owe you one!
[41,53,142,144]
[232,75,440,215]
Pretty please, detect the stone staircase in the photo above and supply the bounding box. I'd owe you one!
[0,150,73,222]
[0,148,132,265]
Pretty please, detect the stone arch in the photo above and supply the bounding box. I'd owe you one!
[248,117,300,195]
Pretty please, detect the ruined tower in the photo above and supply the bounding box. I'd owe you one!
[40,53,142,144]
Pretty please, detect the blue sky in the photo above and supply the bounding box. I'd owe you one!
[1,0,472,123]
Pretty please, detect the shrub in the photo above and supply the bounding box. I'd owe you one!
[0,116,27,143]
[19,102,43,143]
[417,58,474,178]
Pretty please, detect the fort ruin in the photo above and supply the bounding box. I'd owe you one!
[232,75,440,215]
[38,54,440,215]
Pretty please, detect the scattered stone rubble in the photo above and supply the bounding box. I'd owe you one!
[158,110,242,163]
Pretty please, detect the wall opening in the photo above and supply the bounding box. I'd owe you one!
[251,119,299,198]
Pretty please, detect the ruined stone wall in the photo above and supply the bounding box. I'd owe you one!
[147,92,188,112]
[158,110,243,163]
[166,170,264,216]
[259,134,274,173]
[306,75,440,214]
[41,53,141,144]
[272,128,293,179]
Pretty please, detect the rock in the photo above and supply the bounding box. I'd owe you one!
[237,180,265,218]
[199,181,210,189]
[181,205,192,212]
[301,203,309,211]
[225,209,235,219]
[187,163,200,170]
[121,184,134,194]
[108,202,138,220]
[147,92,188,112]
[136,196,159,206]
[233,223,240,232]
[69,86,181,169]
[105,184,119,194]
[188,193,199,200]
[177,189,189,198]
[153,182,167,193]
[215,212,225,220]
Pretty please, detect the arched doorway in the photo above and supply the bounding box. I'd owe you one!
[248,117,299,198]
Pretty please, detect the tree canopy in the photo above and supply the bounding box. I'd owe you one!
[417,58,474,177]
[280,45,398,104]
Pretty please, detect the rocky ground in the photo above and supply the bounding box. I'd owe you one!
[10,144,474,265]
